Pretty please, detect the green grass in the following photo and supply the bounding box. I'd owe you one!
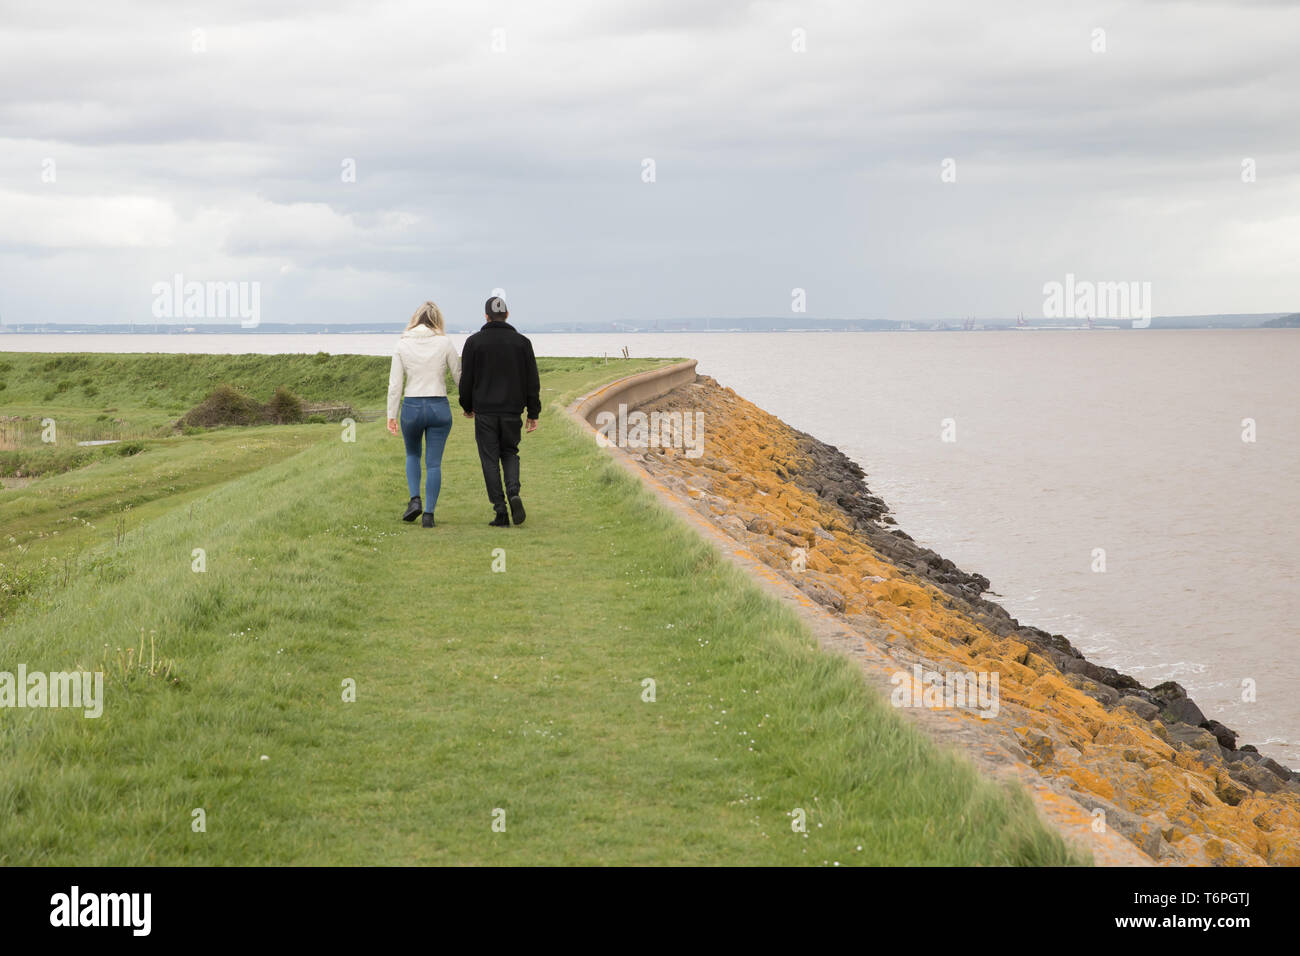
[0,351,387,415]
[0,440,145,480]
[0,352,1084,865]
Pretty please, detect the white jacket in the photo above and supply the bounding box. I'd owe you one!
[386,326,462,419]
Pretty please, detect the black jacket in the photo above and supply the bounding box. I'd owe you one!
[458,321,541,419]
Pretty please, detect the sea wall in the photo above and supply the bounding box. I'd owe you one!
[572,368,1300,866]
[570,359,698,424]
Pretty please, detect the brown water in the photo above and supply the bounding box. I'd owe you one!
[5,329,1296,764]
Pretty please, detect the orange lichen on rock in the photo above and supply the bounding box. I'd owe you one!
[629,375,1300,866]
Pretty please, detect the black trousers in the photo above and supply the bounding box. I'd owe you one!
[474,413,523,513]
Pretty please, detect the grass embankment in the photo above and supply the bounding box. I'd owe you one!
[0,351,1082,864]
[0,352,399,620]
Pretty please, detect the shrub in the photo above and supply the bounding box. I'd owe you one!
[179,385,265,428]
[178,384,309,428]
[264,386,305,424]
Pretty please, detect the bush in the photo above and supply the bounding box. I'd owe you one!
[179,385,265,428]
[178,384,308,428]
[264,386,305,424]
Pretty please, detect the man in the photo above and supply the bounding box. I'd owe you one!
[458,295,541,526]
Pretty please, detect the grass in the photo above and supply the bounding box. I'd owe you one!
[0,352,1084,865]
[0,351,386,415]
[0,440,145,480]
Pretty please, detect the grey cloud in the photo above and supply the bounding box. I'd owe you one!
[1,0,1297,326]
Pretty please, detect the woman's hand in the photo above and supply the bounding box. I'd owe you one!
[386,418,399,436]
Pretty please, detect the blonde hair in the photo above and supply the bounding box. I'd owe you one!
[406,301,445,334]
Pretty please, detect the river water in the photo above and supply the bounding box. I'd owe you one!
[4,329,1296,764]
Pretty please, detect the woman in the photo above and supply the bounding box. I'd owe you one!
[386,301,461,527]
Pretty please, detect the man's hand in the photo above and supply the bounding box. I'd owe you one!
[526,418,538,433]
[463,411,474,419]
[386,418,399,436]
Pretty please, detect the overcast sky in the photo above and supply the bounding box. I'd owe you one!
[1,0,1297,327]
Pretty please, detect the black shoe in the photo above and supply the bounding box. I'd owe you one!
[488,514,510,527]
[421,512,435,528]
[508,495,526,526]
[402,496,422,522]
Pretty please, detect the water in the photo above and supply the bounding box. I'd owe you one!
[5,330,1296,764]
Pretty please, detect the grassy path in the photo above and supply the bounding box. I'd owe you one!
[0,357,1081,864]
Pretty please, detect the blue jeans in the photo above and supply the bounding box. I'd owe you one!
[400,397,452,512]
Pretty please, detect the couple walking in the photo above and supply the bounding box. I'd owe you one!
[385,296,541,528]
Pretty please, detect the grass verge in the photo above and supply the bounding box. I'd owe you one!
[0,353,1084,864]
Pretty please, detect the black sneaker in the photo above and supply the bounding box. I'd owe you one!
[488,514,510,527]
[508,495,526,526]
[402,496,422,522]
[421,512,436,528]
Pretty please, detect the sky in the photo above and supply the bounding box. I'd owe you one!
[1,0,1297,327]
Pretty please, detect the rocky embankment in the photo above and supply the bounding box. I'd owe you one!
[629,375,1300,866]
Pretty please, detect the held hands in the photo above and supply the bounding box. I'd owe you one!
[386,418,399,436]
[526,418,539,433]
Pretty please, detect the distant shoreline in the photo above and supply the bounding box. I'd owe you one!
[1,317,1295,336]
